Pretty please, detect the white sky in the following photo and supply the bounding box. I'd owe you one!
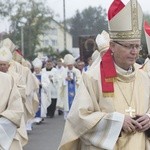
[48,0,150,19]
[0,0,150,32]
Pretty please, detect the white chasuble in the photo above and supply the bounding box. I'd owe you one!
[59,63,150,150]
[0,72,24,150]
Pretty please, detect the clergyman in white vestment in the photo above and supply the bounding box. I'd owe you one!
[58,0,150,149]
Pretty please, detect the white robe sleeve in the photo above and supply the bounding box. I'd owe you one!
[73,68,82,86]
[41,73,50,91]
[80,112,124,150]
[0,117,17,150]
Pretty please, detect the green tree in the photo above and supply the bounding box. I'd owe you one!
[68,6,107,47]
[0,0,54,60]
[59,50,71,58]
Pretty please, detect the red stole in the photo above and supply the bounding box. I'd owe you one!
[100,49,117,97]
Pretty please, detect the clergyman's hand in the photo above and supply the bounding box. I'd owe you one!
[66,76,72,81]
[135,114,150,132]
[122,115,142,133]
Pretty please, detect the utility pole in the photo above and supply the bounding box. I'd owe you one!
[21,26,24,56]
[63,0,67,50]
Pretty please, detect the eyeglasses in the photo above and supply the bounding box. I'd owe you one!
[113,41,142,51]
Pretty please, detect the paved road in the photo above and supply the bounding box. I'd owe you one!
[24,114,65,150]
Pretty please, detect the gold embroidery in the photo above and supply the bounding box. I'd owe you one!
[109,0,142,40]
[0,50,7,56]
[105,78,115,82]
[103,92,114,97]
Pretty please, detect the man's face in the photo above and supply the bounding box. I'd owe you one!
[67,64,74,70]
[77,61,85,70]
[0,61,10,73]
[110,40,141,70]
[34,67,41,74]
[57,61,62,68]
[45,61,53,69]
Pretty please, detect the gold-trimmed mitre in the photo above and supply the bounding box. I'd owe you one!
[108,0,143,41]
[1,38,16,52]
[0,46,12,62]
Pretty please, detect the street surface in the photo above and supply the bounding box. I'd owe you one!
[24,114,65,150]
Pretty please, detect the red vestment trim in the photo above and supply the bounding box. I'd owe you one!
[100,49,117,95]
[144,21,150,36]
[108,0,125,21]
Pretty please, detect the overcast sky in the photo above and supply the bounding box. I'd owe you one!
[48,0,150,19]
[0,0,150,32]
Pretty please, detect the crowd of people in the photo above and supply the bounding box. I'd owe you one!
[0,33,102,149]
[1,0,150,149]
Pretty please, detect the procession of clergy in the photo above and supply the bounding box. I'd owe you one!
[0,35,102,149]
[1,0,150,149]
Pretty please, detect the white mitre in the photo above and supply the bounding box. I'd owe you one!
[96,30,110,53]
[1,38,16,52]
[64,54,75,65]
[0,46,12,62]
[108,0,143,41]
[32,57,43,68]
[144,21,150,55]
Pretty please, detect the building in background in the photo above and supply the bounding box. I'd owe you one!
[37,19,73,54]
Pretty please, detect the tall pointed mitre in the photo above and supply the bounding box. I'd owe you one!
[1,38,16,52]
[0,46,12,62]
[144,21,150,54]
[108,0,143,41]
[95,30,110,53]
[32,57,43,68]
[64,54,75,65]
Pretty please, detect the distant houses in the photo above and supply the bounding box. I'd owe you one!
[37,19,73,53]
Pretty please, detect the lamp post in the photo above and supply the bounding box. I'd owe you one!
[63,0,67,50]
[21,26,24,56]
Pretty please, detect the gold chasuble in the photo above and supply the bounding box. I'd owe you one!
[59,63,150,150]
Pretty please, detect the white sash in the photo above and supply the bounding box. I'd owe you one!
[0,117,17,150]
[81,112,124,149]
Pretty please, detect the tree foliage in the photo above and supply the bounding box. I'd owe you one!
[0,0,54,60]
[67,6,107,47]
